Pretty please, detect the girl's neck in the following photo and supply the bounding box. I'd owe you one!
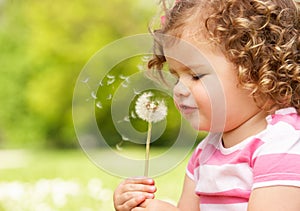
[222,110,268,148]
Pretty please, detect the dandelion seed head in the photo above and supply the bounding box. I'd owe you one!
[135,92,167,123]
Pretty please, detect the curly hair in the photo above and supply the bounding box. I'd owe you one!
[148,0,300,113]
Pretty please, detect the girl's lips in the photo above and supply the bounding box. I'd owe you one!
[177,104,198,115]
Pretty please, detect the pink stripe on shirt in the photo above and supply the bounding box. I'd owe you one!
[269,113,300,129]
[186,107,300,210]
[253,153,300,183]
[206,138,264,167]
[196,189,250,204]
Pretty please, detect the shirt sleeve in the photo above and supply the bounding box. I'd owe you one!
[252,122,300,189]
[186,144,202,180]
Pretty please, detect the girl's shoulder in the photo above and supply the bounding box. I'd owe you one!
[252,107,300,159]
[265,107,300,130]
[257,107,300,144]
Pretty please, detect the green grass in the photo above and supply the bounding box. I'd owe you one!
[0,148,190,211]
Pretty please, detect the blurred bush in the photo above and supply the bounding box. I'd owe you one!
[0,0,156,148]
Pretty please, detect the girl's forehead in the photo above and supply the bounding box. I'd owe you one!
[162,36,215,67]
[166,55,214,74]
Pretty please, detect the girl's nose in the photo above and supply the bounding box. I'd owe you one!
[173,80,190,98]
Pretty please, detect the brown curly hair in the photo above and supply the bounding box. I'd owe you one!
[148,0,300,113]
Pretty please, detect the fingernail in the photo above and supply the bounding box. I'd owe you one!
[150,185,156,191]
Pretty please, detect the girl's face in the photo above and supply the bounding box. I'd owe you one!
[165,38,261,133]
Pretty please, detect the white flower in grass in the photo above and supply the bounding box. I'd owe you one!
[135,92,167,123]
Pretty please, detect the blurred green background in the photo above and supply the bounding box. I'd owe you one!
[0,0,205,210]
[0,0,158,148]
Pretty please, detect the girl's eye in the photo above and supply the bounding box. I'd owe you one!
[192,74,205,81]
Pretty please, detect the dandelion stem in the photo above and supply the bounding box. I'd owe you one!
[144,121,152,177]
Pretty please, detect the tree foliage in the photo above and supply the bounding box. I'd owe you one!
[0,0,157,148]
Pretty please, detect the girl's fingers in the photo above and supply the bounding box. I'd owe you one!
[114,178,156,211]
[132,208,144,211]
[115,194,146,211]
[114,191,155,210]
[115,183,156,203]
[124,177,155,186]
[124,183,156,193]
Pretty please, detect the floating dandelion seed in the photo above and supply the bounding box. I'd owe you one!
[133,88,141,95]
[121,135,129,141]
[91,91,97,99]
[117,116,130,123]
[121,83,128,88]
[116,142,123,151]
[96,101,102,109]
[135,92,167,176]
[116,135,130,151]
[130,111,136,119]
[106,74,115,79]
[137,64,144,71]
[119,74,129,81]
[106,94,112,100]
[81,77,89,83]
[123,116,130,122]
[142,56,151,62]
[107,78,115,86]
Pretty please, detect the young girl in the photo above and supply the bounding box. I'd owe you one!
[114,0,300,210]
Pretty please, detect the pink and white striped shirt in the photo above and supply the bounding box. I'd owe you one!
[187,107,300,210]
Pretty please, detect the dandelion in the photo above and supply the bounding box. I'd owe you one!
[135,92,167,176]
[135,92,167,123]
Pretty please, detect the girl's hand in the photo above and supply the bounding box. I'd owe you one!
[113,177,156,211]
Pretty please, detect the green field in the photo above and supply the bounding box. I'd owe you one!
[0,149,190,211]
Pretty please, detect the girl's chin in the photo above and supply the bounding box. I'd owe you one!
[183,117,202,130]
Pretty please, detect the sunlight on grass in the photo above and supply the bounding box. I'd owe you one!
[0,149,190,211]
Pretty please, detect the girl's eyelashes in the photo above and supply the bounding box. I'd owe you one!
[192,74,206,81]
[168,67,206,84]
